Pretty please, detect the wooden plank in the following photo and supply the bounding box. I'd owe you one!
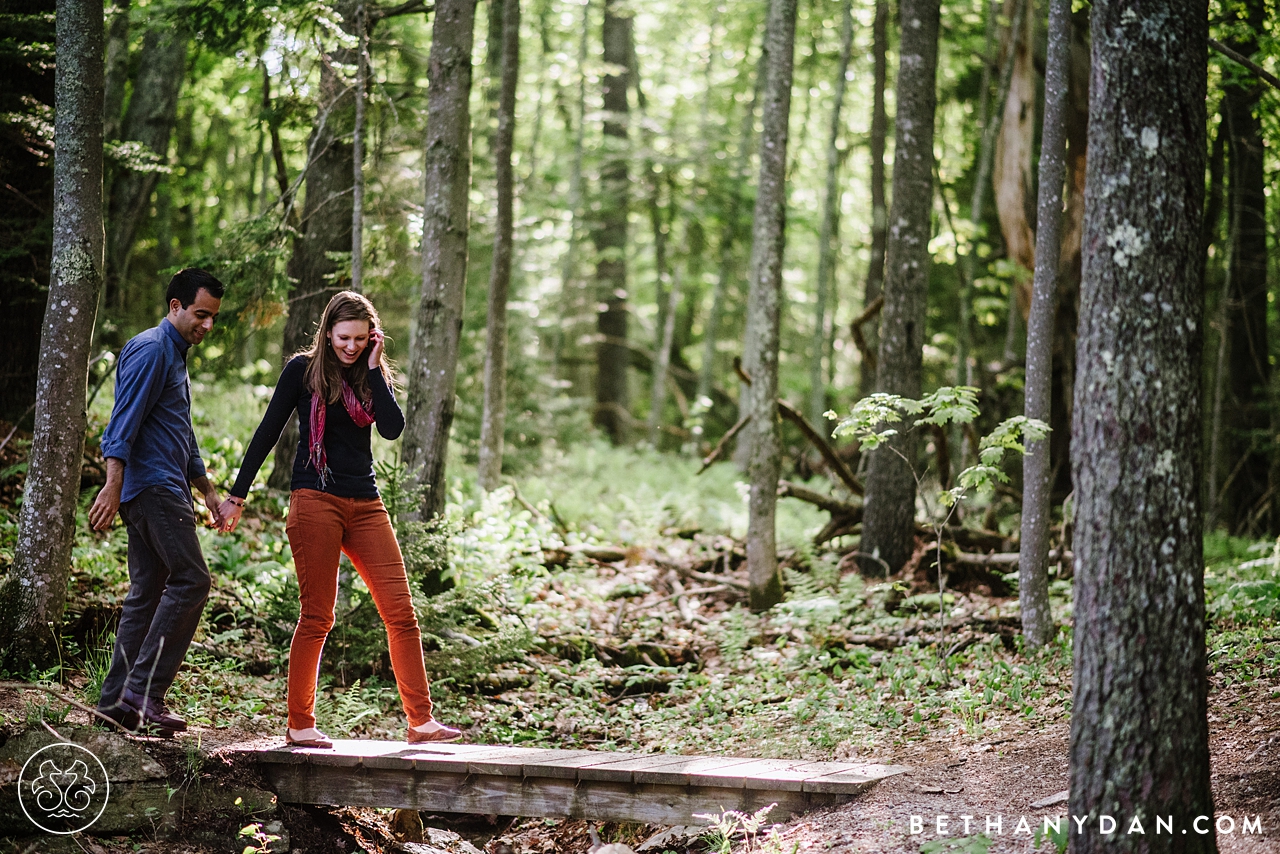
[631,756,764,786]
[800,763,907,795]
[516,751,646,781]
[257,762,846,826]
[685,758,816,791]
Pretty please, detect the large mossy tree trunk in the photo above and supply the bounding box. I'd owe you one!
[591,0,631,445]
[1017,0,1070,650]
[0,0,103,666]
[1068,2,1214,850]
[1218,0,1271,537]
[268,18,358,490]
[477,0,520,492]
[857,0,940,576]
[105,22,187,310]
[402,0,476,520]
[741,0,798,612]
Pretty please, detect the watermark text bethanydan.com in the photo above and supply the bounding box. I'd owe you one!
[910,814,1264,838]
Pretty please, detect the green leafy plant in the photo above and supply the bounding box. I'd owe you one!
[834,387,1049,647]
[694,803,778,853]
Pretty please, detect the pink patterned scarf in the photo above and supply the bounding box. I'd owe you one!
[308,379,375,488]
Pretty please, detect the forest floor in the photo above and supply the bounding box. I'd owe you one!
[3,424,1280,853]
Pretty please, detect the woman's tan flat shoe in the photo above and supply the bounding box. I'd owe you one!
[407,722,463,744]
[285,728,334,748]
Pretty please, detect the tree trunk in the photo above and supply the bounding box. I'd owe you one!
[267,28,358,490]
[591,0,631,444]
[857,0,940,576]
[477,0,520,492]
[957,0,1024,386]
[698,39,766,411]
[859,0,888,398]
[554,0,590,372]
[0,0,103,666]
[992,0,1037,279]
[0,0,56,422]
[1219,0,1271,536]
[402,0,475,520]
[1045,8,1089,506]
[1069,3,1213,851]
[1017,0,1069,650]
[648,259,682,447]
[350,2,367,293]
[102,0,130,143]
[954,0,996,388]
[105,22,186,308]
[807,0,853,430]
[741,0,798,612]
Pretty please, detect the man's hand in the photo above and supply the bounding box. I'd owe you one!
[367,328,385,369]
[202,488,224,529]
[89,459,125,531]
[89,483,121,531]
[218,498,244,533]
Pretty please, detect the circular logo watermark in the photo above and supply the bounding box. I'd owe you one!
[18,742,110,835]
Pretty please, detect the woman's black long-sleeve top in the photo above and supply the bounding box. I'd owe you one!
[229,355,404,499]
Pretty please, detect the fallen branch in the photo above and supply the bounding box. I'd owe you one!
[0,681,132,733]
[541,544,629,567]
[776,400,864,496]
[949,549,1073,567]
[698,412,750,474]
[1210,38,1280,91]
[778,480,862,518]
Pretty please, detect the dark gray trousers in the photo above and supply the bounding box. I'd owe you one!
[98,485,211,707]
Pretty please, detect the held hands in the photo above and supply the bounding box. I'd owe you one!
[217,498,244,533]
[367,328,385,369]
[203,488,225,530]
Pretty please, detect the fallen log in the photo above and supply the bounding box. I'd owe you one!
[541,544,630,567]
[776,400,864,496]
[950,549,1073,567]
[777,480,862,517]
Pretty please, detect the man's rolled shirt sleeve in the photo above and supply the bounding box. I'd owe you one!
[100,342,167,465]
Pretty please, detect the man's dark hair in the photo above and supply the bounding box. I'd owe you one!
[166,268,225,308]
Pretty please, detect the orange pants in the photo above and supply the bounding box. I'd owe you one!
[285,489,434,729]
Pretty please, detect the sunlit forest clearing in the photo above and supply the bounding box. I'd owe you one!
[2,0,1280,851]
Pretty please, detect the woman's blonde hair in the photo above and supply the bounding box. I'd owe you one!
[298,291,395,404]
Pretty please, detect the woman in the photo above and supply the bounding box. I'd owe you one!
[219,291,461,748]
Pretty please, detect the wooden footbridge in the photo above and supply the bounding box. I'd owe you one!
[230,740,906,825]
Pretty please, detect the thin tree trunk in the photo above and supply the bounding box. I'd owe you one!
[1220,0,1270,535]
[857,0,940,576]
[105,22,186,308]
[351,2,367,293]
[477,0,520,492]
[102,0,130,143]
[698,39,766,410]
[992,0,1037,276]
[957,0,1023,385]
[648,266,681,447]
[742,0,798,612]
[591,0,632,444]
[1017,0,1069,650]
[555,0,589,370]
[807,0,853,430]
[0,0,104,666]
[1204,114,1227,528]
[860,0,888,398]
[402,0,475,521]
[1069,2,1213,850]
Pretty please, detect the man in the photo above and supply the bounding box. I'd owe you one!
[89,268,226,736]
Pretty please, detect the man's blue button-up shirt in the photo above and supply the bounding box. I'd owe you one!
[100,319,207,503]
